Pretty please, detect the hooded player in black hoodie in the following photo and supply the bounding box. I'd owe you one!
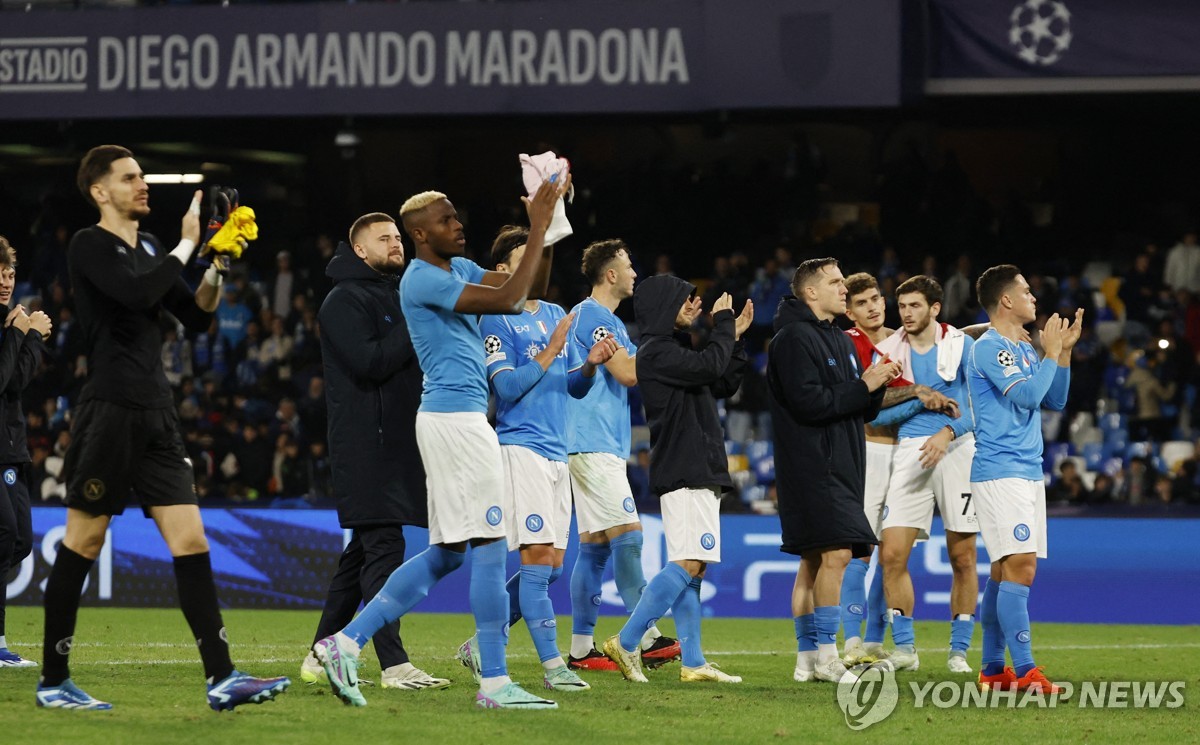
[601,275,752,684]
[300,212,448,691]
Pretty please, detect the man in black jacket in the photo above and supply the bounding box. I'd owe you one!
[602,275,752,684]
[767,257,901,684]
[0,236,51,668]
[300,212,447,690]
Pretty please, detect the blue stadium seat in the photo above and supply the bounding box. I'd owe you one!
[754,455,775,485]
[1124,441,1157,463]
[725,440,744,456]
[1043,442,1070,473]
[740,484,767,504]
[1082,442,1104,471]
[1099,413,1127,433]
[745,440,773,465]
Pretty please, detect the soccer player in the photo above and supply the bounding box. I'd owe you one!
[875,275,978,674]
[313,177,570,709]
[766,258,901,683]
[839,272,955,667]
[39,145,289,710]
[299,213,447,691]
[602,278,751,684]
[967,265,1081,694]
[457,226,616,692]
[565,240,680,670]
[0,237,51,669]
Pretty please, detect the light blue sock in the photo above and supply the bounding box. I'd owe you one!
[864,569,887,644]
[610,531,646,613]
[892,612,915,651]
[794,614,818,652]
[344,546,464,647]
[814,606,841,648]
[671,576,705,667]
[840,560,869,640]
[505,572,523,628]
[570,543,610,636]
[998,581,1035,677]
[981,579,1005,677]
[470,540,510,680]
[950,616,975,654]
[618,563,689,652]
[519,564,560,664]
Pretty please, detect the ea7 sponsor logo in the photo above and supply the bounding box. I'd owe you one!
[0,37,88,92]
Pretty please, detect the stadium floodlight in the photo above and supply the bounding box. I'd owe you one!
[144,173,205,184]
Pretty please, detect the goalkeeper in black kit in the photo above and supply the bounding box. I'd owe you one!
[36,145,290,711]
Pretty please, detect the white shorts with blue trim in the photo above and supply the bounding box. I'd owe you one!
[500,444,571,551]
[568,451,639,534]
[660,486,722,563]
[971,478,1047,560]
[415,411,506,545]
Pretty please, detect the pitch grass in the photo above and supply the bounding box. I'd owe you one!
[0,608,1196,745]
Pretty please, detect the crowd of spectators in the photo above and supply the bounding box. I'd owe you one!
[9,141,1200,517]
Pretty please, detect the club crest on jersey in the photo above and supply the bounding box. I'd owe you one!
[484,335,503,354]
[592,326,611,343]
[486,505,503,526]
[525,514,544,532]
[622,497,636,513]
[3,468,15,485]
[996,349,1016,367]
[1013,523,1031,541]
[700,533,716,550]
[1017,630,1031,643]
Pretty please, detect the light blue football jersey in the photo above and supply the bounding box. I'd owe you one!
[967,329,1068,481]
[399,256,488,414]
[481,302,569,462]
[898,337,975,440]
[567,297,637,458]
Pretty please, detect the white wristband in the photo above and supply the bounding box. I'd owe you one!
[203,264,223,287]
[170,238,197,265]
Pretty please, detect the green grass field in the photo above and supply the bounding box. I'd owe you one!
[0,607,1195,744]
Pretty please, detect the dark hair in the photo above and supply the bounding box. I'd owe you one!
[790,257,838,296]
[580,239,630,285]
[895,274,943,306]
[348,212,395,246]
[490,225,529,269]
[976,264,1023,313]
[77,145,134,207]
[843,272,879,300]
[0,235,15,269]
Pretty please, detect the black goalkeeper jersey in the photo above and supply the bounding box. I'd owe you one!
[68,225,213,409]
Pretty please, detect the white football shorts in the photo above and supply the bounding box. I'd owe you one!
[415,411,506,545]
[500,444,572,551]
[660,486,722,563]
[971,478,1047,560]
[568,451,639,534]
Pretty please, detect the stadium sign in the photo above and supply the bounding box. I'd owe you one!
[0,0,904,119]
[9,509,1200,627]
[928,0,1200,94]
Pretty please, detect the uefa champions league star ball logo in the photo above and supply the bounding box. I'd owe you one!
[1009,0,1072,66]
[484,335,503,354]
[837,662,899,730]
